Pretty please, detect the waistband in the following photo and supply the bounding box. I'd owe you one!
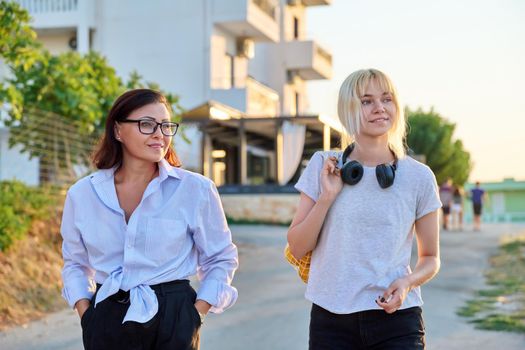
[96,279,190,304]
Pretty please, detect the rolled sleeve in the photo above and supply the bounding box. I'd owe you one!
[61,275,95,308]
[197,278,238,313]
[61,192,95,308]
[192,180,239,313]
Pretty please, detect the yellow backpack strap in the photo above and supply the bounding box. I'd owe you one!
[284,244,311,283]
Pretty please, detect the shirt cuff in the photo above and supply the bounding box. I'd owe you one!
[196,278,238,314]
[62,277,95,308]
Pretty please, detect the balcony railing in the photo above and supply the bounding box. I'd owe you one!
[287,0,331,6]
[211,76,279,117]
[246,76,279,117]
[15,0,95,53]
[252,0,278,19]
[213,0,279,42]
[211,76,250,89]
[17,0,78,13]
[285,40,332,80]
[315,44,332,66]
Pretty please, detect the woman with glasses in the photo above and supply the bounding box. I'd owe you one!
[287,69,441,349]
[60,89,238,350]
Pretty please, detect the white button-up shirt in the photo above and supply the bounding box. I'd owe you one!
[61,159,238,323]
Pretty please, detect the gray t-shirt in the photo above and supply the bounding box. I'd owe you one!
[295,151,441,314]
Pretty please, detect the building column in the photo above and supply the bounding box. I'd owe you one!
[202,132,212,179]
[238,120,248,185]
[76,0,91,54]
[323,124,331,151]
[275,119,284,185]
[76,25,89,54]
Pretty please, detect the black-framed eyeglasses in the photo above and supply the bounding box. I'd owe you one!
[119,118,179,136]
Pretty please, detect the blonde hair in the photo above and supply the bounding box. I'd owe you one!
[337,68,406,159]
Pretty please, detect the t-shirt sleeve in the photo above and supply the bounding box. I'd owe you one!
[294,151,324,202]
[416,166,442,219]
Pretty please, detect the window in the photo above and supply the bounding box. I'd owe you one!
[293,17,299,39]
[230,55,235,87]
[224,54,235,88]
[295,92,300,116]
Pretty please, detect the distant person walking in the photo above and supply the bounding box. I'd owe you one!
[451,186,464,231]
[287,69,441,349]
[470,181,486,231]
[439,178,453,230]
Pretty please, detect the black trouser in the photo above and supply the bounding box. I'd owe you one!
[309,304,425,350]
[81,280,201,350]
[473,203,482,216]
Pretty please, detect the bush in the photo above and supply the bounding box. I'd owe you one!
[0,181,55,251]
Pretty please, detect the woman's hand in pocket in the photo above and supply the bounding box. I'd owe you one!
[194,299,211,316]
[75,299,91,319]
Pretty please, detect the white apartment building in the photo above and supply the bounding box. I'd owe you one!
[2,0,338,186]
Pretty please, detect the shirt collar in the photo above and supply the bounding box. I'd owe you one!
[89,167,120,213]
[89,167,116,185]
[158,159,181,180]
[89,159,180,185]
[88,160,181,214]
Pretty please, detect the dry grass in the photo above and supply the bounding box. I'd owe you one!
[0,215,66,330]
[457,232,525,333]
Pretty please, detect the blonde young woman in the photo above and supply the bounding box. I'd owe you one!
[287,69,441,349]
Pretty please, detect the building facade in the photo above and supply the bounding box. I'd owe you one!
[3,0,337,187]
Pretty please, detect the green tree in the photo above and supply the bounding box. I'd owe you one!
[0,1,42,71]
[5,51,123,131]
[406,107,472,186]
[0,2,183,183]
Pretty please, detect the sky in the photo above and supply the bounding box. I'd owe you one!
[305,0,525,183]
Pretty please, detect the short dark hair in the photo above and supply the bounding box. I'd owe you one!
[92,89,181,169]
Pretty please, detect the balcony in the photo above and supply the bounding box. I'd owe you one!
[16,0,95,30]
[287,0,331,6]
[284,40,332,80]
[212,0,279,42]
[211,77,279,117]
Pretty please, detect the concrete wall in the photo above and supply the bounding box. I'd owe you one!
[221,193,299,224]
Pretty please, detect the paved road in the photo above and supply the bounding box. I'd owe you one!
[1,223,524,349]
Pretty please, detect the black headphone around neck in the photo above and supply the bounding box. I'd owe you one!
[339,143,398,189]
